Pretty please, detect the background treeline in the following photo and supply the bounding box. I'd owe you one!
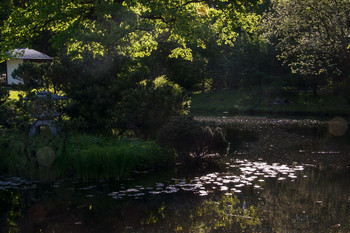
[2,0,348,96]
[0,0,349,179]
[1,0,349,136]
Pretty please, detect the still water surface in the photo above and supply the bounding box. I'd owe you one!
[1,117,349,232]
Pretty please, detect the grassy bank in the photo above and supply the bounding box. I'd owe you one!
[0,134,174,181]
[190,89,350,117]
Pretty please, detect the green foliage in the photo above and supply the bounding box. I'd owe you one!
[191,195,261,231]
[71,140,171,180]
[158,115,229,161]
[0,0,14,28]
[0,133,58,178]
[221,33,284,89]
[10,52,189,139]
[0,88,30,132]
[11,62,53,91]
[112,76,190,139]
[0,133,174,181]
[0,0,267,95]
[0,88,11,130]
[0,87,9,105]
[72,146,137,180]
[0,0,261,62]
[49,52,127,131]
[141,28,282,92]
[0,0,95,60]
[140,42,209,91]
[263,0,350,93]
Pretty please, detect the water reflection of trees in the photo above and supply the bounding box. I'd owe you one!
[0,190,23,233]
[137,193,262,232]
[1,155,349,232]
[189,195,261,232]
[198,116,350,169]
[260,168,350,232]
[1,175,349,233]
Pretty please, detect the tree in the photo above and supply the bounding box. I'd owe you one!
[0,88,30,132]
[0,0,261,62]
[140,41,211,91]
[50,52,127,131]
[0,0,264,136]
[263,0,350,95]
[12,62,53,91]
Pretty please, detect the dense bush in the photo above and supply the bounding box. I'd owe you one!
[0,132,68,179]
[13,53,190,139]
[158,115,229,161]
[55,53,127,131]
[10,52,132,132]
[0,88,8,128]
[111,76,190,140]
[0,88,30,132]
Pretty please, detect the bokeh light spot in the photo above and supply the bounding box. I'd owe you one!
[36,146,56,167]
[328,117,348,136]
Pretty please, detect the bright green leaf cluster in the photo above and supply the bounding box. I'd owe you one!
[0,0,261,61]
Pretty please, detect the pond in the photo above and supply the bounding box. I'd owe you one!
[1,116,349,232]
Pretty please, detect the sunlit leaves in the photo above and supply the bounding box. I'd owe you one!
[263,0,350,84]
[0,0,261,61]
[0,0,93,61]
[119,31,158,58]
[169,47,193,61]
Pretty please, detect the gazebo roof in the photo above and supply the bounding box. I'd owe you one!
[9,48,52,60]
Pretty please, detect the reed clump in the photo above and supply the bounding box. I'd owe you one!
[0,134,174,181]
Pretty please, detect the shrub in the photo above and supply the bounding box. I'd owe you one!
[0,88,30,132]
[158,115,229,161]
[0,132,67,180]
[58,53,126,131]
[111,76,190,140]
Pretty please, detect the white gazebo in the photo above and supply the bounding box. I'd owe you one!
[6,48,52,85]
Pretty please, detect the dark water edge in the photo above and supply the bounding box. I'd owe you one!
[1,116,350,233]
[190,110,350,120]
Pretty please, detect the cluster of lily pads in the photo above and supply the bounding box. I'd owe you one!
[0,177,36,190]
[0,159,310,200]
[107,159,308,200]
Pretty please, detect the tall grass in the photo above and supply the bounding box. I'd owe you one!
[72,146,137,180]
[0,134,174,181]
